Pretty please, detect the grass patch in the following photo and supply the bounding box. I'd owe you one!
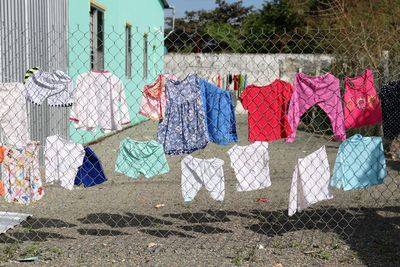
[0,243,21,262]
[50,246,63,255]
[316,250,332,260]
[232,256,242,266]
[21,243,41,258]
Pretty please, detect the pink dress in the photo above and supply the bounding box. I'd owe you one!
[139,74,176,120]
[343,69,382,129]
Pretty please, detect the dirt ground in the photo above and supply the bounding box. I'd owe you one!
[0,115,398,266]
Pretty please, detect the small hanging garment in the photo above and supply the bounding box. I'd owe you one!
[331,134,387,191]
[380,80,400,140]
[69,70,130,132]
[181,155,225,202]
[24,70,74,106]
[199,79,238,145]
[115,138,169,179]
[288,146,333,216]
[0,83,30,147]
[209,75,219,88]
[238,74,245,97]
[139,74,176,121]
[44,135,85,190]
[286,72,346,142]
[0,142,44,205]
[157,74,208,155]
[0,180,4,197]
[241,79,294,142]
[233,74,240,91]
[0,148,5,196]
[74,147,107,187]
[228,142,271,192]
[343,69,382,129]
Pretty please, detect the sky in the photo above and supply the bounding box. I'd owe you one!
[166,0,264,18]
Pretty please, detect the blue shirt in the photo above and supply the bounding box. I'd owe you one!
[199,79,238,145]
[331,134,386,191]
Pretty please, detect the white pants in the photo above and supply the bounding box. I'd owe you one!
[288,146,333,216]
[44,135,85,190]
[228,141,271,192]
[181,155,225,202]
[0,83,30,146]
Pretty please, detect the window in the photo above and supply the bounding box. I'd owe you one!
[143,33,148,79]
[90,4,105,70]
[125,24,132,79]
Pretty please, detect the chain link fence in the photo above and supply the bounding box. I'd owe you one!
[0,25,399,264]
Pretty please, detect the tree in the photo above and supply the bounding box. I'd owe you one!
[241,0,306,53]
[165,0,253,52]
[166,0,400,59]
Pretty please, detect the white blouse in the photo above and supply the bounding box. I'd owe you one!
[69,71,130,132]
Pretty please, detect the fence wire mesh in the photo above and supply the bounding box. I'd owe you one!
[0,24,399,264]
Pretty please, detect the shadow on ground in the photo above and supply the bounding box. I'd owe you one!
[20,218,77,229]
[0,231,74,243]
[78,212,173,228]
[1,206,398,266]
[76,206,399,266]
[0,217,77,243]
[386,160,400,172]
[77,228,130,236]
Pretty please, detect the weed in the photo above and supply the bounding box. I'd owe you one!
[232,256,242,266]
[50,246,63,255]
[316,250,332,260]
[22,243,41,258]
[289,242,302,249]
[1,243,20,261]
[20,225,33,233]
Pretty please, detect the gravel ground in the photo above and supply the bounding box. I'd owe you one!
[0,115,398,266]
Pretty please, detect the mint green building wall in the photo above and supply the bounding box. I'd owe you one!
[68,0,165,143]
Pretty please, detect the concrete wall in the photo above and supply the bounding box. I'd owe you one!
[68,0,166,143]
[164,53,334,85]
[164,53,334,113]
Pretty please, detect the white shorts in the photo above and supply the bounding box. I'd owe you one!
[227,141,271,192]
[181,155,225,202]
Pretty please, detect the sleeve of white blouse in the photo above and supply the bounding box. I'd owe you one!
[118,81,131,126]
[69,75,82,123]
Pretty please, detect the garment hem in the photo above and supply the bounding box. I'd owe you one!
[164,142,208,155]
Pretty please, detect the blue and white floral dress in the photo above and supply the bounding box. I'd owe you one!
[157,74,208,155]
